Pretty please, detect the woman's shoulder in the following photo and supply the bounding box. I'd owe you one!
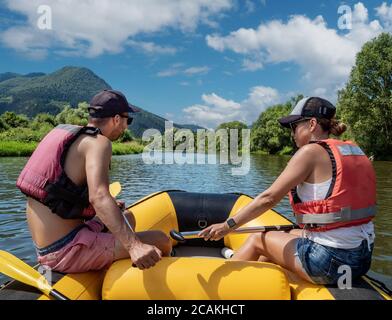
[295,143,326,158]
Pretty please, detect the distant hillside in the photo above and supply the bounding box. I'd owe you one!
[130,107,205,137]
[0,66,205,137]
[0,66,111,116]
[0,72,45,82]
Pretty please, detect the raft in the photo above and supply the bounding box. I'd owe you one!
[1,191,391,300]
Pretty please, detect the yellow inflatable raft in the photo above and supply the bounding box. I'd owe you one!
[1,191,391,300]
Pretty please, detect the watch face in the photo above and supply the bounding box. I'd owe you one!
[227,218,236,228]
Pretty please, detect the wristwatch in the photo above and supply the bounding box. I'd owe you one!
[226,218,237,229]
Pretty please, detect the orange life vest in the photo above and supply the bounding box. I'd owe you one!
[289,139,376,232]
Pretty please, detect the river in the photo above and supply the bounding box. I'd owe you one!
[0,154,391,286]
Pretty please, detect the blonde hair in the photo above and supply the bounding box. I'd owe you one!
[318,117,347,136]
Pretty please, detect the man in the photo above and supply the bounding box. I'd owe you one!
[16,89,171,273]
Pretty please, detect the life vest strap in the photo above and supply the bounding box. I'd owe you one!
[295,205,376,225]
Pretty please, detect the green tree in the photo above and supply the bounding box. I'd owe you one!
[118,129,135,143]
[55,102,89,125]
[0,111,29,128]
[250,98,300,154]
[337,33,392,159]
[30,113,57,130]
[0,118,8,132]
[216,121,248,151]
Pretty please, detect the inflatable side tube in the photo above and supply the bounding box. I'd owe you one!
[102,257,291,300]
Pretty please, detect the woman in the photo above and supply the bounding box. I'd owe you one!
[199,97,376,285]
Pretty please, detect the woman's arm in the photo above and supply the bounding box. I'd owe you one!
[199,144,318,241]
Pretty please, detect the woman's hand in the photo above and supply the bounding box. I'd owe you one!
[198,222,231,241]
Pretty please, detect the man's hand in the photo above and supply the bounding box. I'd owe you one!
[128,241,162,270]
[116,200,125,210]
[198,222,231,241]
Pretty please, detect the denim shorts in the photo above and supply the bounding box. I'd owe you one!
[296,237,373,285]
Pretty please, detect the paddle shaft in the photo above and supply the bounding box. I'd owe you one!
[171,224,296,241]
[49,289,69,300]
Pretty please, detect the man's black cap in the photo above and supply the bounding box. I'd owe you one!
[88,89,139,118]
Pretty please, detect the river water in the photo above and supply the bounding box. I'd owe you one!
[0,154,391,286]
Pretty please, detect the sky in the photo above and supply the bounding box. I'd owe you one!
[0,0,391,128]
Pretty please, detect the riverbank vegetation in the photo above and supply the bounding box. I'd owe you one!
[0,103,144,157]
[1,33,391,159]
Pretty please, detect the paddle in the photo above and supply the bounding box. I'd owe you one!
[109,181,121,198]
[0,181,121,300]
[170,224,296,242]
[0,250,69,300]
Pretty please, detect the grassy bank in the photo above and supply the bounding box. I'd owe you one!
[112,141,144,155]
[0,141,39,157]
[0,141,145,157]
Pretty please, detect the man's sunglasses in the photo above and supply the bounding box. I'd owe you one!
[119,115,133,125]
[289,118,311,133]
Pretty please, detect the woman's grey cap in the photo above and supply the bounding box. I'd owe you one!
[88,89,139,118]
[278,97,336,128]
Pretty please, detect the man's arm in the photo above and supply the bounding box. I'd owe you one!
[84,135,162,269]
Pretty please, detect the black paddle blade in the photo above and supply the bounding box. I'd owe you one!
[170,229,186,242]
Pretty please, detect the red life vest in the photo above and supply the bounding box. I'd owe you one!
[289,139,376,232]
[16,124,101,220]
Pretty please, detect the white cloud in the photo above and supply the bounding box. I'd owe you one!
[157,63,184,77]
[1,0,233,58]
[184,66,210,75]
[206,2,386,94]
[202,93,241,110]
[376,2,392,30]
[157,69,179,77]
[182,86,280,128]
[245,0,256,13]
[157,64,210,77]
[126,40,177,55]
[242,58,263,71]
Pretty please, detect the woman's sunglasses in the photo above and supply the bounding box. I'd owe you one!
[289,118,311,133]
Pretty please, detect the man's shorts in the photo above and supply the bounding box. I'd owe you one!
[36,220,116,273]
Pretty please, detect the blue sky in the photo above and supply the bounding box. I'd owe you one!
[0,0,391,128]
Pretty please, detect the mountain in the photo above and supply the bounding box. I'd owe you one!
[0,66,111,116]
[0,72,20,82]
[0,72,46,82]
[0,66,205,137]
